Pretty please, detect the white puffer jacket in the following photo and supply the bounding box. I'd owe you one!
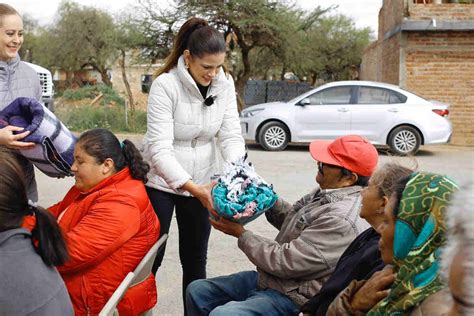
[142,56,245,196]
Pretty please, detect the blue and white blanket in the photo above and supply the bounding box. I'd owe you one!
[0,97,76,177]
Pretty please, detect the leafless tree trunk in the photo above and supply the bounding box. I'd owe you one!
[119,49,135,129]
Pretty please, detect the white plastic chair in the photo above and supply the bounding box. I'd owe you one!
[99,234,169,316]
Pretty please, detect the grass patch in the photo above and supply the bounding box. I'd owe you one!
[56,84,146,133]
[62,84,125,107]
[55,103,147,133]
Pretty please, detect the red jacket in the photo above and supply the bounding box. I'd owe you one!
[49,168,160,315]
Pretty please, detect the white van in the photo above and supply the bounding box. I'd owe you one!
[24,62,54,111]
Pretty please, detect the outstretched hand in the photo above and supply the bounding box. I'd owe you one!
[350,265,396,312]
[0,126,35,149]
[210,216,246,238]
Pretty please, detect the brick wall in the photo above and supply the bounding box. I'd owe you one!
[404,31,474,145]
[408,3,474,20]
[361,0,474,145]
[360,36,401,85]
[360,42,382,80]
[381,36,402,84]
[378,0,407,40]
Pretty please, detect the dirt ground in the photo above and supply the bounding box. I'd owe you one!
[35,140,474,315]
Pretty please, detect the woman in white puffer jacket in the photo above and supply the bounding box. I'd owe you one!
[141,17,245,309]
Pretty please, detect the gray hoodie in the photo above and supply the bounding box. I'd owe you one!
[0,228,73,315]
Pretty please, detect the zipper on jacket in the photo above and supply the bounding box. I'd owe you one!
[81,276,92,315]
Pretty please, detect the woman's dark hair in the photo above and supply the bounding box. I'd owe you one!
[390,174,412,216]
[77,128,150,183]
[0,149,68,266]
[154,17,226,77]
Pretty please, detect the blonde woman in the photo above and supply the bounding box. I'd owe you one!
[0,3,43,201]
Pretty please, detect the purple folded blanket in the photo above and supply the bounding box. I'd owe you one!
[0,97,76,177]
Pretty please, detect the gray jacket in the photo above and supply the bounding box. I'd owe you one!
[0,54,42,202]
[238,186,370,306]
[0,228,73,315]
[0,54,42,110]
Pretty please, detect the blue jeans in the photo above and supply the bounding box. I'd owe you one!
[186,271,299,316]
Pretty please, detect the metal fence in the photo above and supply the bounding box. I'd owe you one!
[243,80,312,107]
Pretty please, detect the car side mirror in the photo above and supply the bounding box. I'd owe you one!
[297,98,311,106]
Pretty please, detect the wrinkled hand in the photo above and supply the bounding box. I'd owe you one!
[0,126,35,149]
[210,216,245,238]
[351,265,396,312]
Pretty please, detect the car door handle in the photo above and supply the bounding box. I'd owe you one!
[388,108,399,113]
[338,108,349,112]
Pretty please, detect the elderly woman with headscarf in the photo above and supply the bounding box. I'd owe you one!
[327,172,458,315]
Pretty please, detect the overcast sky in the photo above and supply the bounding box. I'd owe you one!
[10,0,383,35]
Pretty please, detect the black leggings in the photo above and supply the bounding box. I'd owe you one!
[146,187,211,307]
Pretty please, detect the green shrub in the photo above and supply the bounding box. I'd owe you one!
[55,104,147,133]
[62,84,125,106]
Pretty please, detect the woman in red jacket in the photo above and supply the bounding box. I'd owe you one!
[50,128,160,315]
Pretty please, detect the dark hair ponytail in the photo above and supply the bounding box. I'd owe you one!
[0,149,68,267]
[121,139,150,183]
[31,206,69,266]
[154,17,226,77]
[78,128,150,183]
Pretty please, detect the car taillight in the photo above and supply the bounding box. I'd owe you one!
[432,109,449,117]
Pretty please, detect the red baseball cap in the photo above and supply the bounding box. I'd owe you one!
[309,135,378,177]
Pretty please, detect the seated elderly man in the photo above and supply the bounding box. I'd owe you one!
[186,135,378,316]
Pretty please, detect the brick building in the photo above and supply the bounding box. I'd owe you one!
[360,0,474,145]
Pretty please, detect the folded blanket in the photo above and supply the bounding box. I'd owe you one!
[0,97,76,177]
[212,155,278,225]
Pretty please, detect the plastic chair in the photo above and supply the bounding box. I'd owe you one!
[99,272,135,316]
[99,234,169,316]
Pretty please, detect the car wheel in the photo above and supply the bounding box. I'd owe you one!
[258,121,290,151]
[388,125,421,156]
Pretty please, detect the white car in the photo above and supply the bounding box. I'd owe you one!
[24,62,54,111]
[240,80,452,155]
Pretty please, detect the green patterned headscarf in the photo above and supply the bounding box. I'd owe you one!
[367,172,458,315]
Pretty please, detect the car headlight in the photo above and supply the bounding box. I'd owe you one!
[241,108,264,118]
